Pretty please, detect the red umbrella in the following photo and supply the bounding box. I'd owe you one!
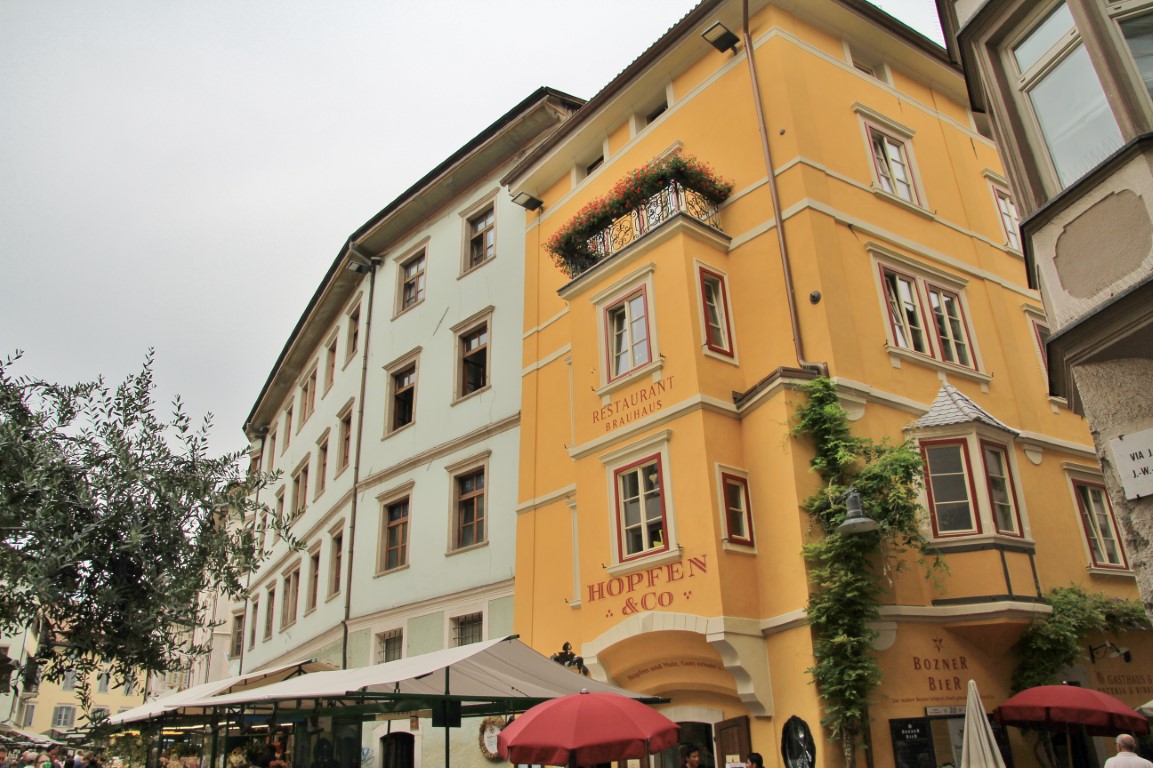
[498,690,680,766]
[994,685,1149,737]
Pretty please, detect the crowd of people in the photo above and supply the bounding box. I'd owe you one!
[0,745,117,768]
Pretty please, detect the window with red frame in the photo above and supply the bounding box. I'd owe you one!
[981,442,1021,535]
[880,265,976,370]
[699,267,734,356]
[605,289,652,379]
[721,473,753,545]
[922,440,979,536]
[1073,480,1126,568]
[615,455,667,559]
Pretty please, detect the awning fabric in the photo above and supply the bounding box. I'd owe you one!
[0,723,58,745]
[177,636,651,711]
[108,659,336,725]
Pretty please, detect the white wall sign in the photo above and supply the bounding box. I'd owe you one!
[1109,427,1153,500]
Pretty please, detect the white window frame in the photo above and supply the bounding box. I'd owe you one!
[451,308,494,403]
[697,263,736,360]
[52,704,75,729]
[854,104,926,209]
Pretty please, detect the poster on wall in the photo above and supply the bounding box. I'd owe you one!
[890,718,935,768]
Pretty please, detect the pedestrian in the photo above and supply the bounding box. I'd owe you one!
[1105,735,1153,768]
[746,754,763,768]
[0,746,9,768]
[681,744,701,768]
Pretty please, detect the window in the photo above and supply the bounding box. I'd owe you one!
[52,704,76,729]
[274,491,284,536]
[645,99,668,125]
[249,598,259,647]
[97,672,110,693]
[586,155,604,175]
[347,304,362,359]
[868,126,918,204]
[316,434,329,496]
[266,429,277,471]
[292,461,309,515]
[329,530,344,596]
[606,289,652,379]
[721,473,754,545]
[879,264,976,370]
[457,321,489,399]
[615,455,669,560]
[1009,3,1123,188]
[379,497,410,572]
[389,362,417,432]
[337,403,353,471]
[324,335,338,392]
[992,185,1021,250]
[698,267,734,357]
[230,614,245,658]
[922,440,979,536]
[264,586,276,639]
[1031,318,1051,377]
[466,206,495,269]
[62,670,76,691]
[399,251,426,311]
[282,565,300,629]
[284,404,293,447]
[452,613,484,646]
[307,547,321,612]
[300,368,317,423]
[1073,479,1126,568]
[124,675,137,696]
[376,628,403,663]
[453,468,486,549]
[19,702,35,727]
[90,707,109,723]
[981,442,1022,535]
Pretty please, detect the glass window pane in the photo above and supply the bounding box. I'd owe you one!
[1028,44,1123,187]
[1013,3,1074,72]
[1121,13,1153,101]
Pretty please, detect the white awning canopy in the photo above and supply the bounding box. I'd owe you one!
[108,659,337,725]
[177,636,651,712]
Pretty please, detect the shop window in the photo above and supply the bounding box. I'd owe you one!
[1072,479,1127,569]
[922,440,980,536]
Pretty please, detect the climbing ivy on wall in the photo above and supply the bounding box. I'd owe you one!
[794,378,938,768]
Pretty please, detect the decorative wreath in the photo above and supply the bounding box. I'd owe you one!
[478,715,507,760]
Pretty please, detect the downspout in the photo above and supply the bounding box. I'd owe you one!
[742,0,825,375]
[342,246,380,669]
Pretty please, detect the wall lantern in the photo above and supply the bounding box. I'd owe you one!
[836,486,878,534]
[512,192,544,211]
[702,22,740,54]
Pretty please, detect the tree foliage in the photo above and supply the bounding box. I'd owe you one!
[1012,584,1147,692]
[794,378,938,768]
[0,351,285,704]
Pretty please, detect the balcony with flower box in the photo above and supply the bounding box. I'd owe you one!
[546,150,733,280]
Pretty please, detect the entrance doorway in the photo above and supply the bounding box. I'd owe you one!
[379,732,414,768]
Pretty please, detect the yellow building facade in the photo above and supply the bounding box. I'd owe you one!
[505,1,1151,767]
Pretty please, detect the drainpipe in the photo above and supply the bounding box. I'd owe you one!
[743,0,825,376]
[341,245,381,669]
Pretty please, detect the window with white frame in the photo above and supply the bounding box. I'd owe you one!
[698,266,735,357]
[922,440,980,536]
[452,613,484,646]
[453,467,486,550]
[97,671,110,693]
[379,496,410,572]
[19,702,35,728]
[398,250,426,311]
[466,205,496,270]
[878,263,977,369]
[869,126,918,203]
[453,310,492,400]
[1072,478,1127,568]
[376,628,404,663]
[720,472,754,545]
[991,184,1022,250]
[52,704,75,728]
[62,670,76,691]
[981,441,1023,536]
[606,289,652,379]
[615,455,669,560]
[90,707,110,723]
[1007,2,1124,189]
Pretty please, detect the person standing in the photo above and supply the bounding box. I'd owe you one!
[1105,735,1153,768]
[680,744,701,768]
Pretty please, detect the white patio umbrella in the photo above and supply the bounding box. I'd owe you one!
[961,679,1006,768]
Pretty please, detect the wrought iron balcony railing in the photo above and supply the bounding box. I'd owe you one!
[583,181,724,265]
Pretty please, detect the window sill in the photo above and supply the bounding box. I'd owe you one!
[374,563,410,578]
[596,358,665,400]
[392,300,424,321]
[870,186,935,219]
[325,590,341,604]
[384,422,415,440]
[927,532,1035,553]
[334,463,349,480]
[458,257,494,279]
[721,539,756,554]
[1087,565,1134,579]
[703,346,737,366]
[886,345,991,384]
[447,541,489,557]
[303,606,317,618]
[605,545,682,577]
[452,385,491,406]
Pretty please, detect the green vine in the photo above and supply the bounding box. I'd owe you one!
[794,378,938,768]
[1012,585,1147,692]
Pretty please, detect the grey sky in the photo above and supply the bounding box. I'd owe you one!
[0,1,945,456]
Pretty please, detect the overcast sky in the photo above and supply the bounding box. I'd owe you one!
[0,1,945,457]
